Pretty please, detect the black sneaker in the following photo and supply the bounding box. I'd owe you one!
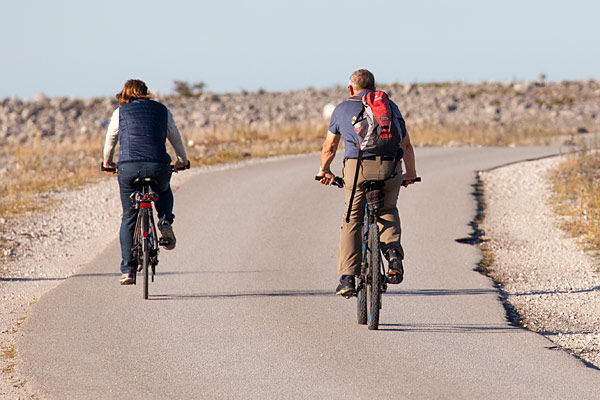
[158,220,176,250]
[335,275,355,297]
[387,258,404,284]
[120,273,136,285]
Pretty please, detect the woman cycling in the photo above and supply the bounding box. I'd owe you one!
[103,79,189,285]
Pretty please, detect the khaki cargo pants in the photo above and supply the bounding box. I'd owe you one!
[337,157,404,276]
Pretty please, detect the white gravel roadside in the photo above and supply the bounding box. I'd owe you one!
[480,156,600,368]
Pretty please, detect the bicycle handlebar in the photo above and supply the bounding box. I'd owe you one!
[101,160,191,173]
[314,176,344,188]
[402,177,421,186]
[101,162,117,173]
[315,176,421,188]
[174,160,191,172]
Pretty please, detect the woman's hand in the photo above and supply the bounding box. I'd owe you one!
[173,160,190,172]
[102,160,117,173]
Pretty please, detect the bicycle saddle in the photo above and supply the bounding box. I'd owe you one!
[133,177,159,186]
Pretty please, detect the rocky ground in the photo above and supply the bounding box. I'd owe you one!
[1,80,599,146]
[480,157,600,368]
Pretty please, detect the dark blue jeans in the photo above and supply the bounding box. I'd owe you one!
[117,162,174,274]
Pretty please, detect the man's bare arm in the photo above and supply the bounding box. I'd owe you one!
[400,133,417,181]
[317,131,341,185]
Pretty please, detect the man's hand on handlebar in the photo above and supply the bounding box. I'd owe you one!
[401,175,421,187]
[315,173,344,188]
[316,169,336,186]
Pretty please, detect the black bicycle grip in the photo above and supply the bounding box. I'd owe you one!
[315,176,344,188]
[401,176,421,186]
[173,160,191,171]
[100,162,117,172]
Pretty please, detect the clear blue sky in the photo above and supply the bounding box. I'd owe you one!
[1,0,598,99]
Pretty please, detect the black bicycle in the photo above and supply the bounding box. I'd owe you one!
[316,175,420,330]
[102,161,190,299]
[129,178,161,299]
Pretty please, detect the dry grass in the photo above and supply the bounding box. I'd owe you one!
[0,345,16,375]
[0,130,106,220]
[410,123,564,147]
[550,148,600,253]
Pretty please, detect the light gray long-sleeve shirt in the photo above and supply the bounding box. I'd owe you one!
[103,107,188,163]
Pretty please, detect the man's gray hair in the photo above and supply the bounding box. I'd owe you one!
[350,69,376,91]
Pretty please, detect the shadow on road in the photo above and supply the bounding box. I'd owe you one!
[511,286,600,296]
[0,269,278,282]
[384,288,497,296]
[0,276,70,282]
[149,288,499,301]
[150,289,333,300]
[378,322,519,333]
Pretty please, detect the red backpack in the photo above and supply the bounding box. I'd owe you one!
[352,90,404,155]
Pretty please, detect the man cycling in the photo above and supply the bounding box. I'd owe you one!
[103,79,189,285]
[317,69,417,296]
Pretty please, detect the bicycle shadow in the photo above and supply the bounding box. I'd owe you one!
[377,322,519,333]
[150,289,333,301]
[0,269,278,282]
[383,288,497,296]
[149,287,498,301]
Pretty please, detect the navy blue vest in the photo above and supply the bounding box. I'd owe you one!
[117,99,171,165]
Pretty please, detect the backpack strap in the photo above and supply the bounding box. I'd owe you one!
[345,150,363,223]
[386,151,401,181]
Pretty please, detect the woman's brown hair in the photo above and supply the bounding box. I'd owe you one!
[116,79,152,105]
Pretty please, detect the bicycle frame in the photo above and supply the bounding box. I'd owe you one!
[101,161,190,299]
[131,183,160,299]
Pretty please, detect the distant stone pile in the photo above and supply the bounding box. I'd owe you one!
[1,80,598,146]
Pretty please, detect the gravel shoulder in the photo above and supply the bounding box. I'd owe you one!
[480,156,600,368]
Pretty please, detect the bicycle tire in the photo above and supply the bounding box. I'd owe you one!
[357,276,367,325]
[142,210,149,300]
[368,221,381,330]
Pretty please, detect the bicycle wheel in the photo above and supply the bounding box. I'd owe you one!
[357,275,367,325]
[357,214,368,325]
[142,210,150,300]
[368,221,382,330]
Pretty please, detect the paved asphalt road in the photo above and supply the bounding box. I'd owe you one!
[17,147,600,399]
